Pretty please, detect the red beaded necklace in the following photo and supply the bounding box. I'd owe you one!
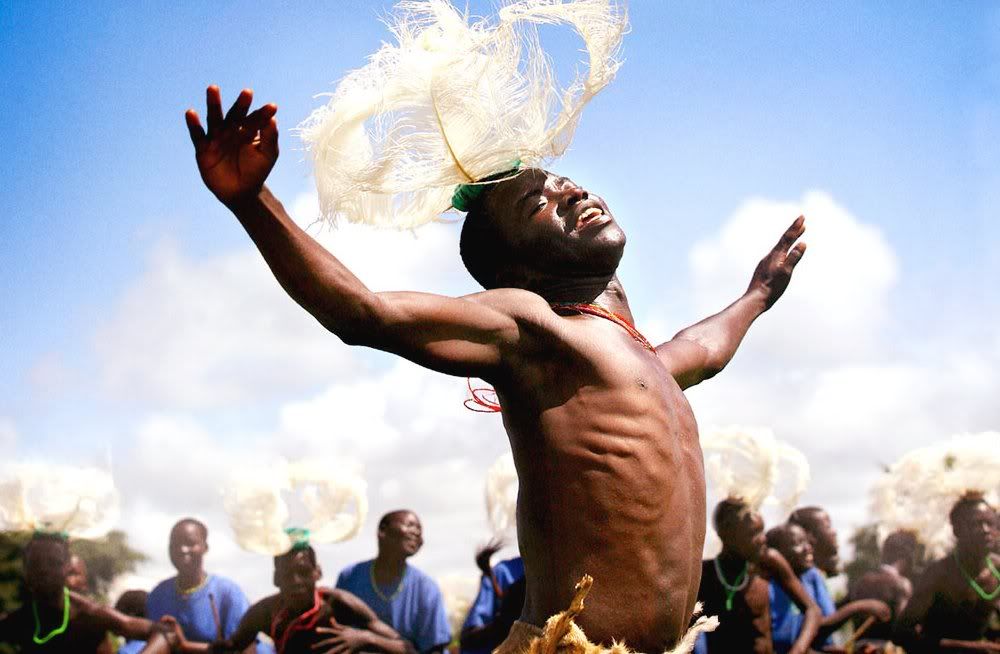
[464,303,655,413]
[270,590,324,654]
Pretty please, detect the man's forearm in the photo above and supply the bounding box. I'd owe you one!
[225,186,381,342]
[671,289,768,377]
[790,606,821,654]
[361,631,418,654]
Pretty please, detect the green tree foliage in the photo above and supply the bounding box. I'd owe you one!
[0,530,147,614]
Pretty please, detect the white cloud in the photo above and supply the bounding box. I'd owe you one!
[95,191,475,410]
[689,191,898,366]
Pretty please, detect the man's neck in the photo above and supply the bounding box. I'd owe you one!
[955,544,988,572]
[535,275,633,324]
[35,587,65,610]
[372,553,407,585]
[176,569,207,591]
[717,548,750,577]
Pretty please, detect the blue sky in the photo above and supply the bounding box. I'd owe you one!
[1,1,998,599]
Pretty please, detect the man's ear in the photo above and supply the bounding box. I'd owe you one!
[273,568,281,588]
[313,565,323,582]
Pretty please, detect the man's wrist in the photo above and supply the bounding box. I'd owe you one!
[223,186,268,214]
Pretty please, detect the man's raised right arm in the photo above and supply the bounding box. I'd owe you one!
[186,86,546,380]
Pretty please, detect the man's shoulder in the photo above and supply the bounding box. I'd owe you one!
[207,574,246,596]
[405,565,443,595]
[337,559,373,585]
[148,577,177,600]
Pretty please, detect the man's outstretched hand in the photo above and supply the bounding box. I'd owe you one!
[748,216,807,310]
[185,86,278,205]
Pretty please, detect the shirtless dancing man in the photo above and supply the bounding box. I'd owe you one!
[183,86,806,651]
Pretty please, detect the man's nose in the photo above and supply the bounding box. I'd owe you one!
[562,185,588,207]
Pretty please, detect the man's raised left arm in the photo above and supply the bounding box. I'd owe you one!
[657,216,806,389]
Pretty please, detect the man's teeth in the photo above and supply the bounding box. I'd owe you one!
[579,208,604,222]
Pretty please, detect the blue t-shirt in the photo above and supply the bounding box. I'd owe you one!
[336,560,451,653]
[770,567,836,654]
[146,574,249,643]
[460,557,525,654]
[119,641,147,654]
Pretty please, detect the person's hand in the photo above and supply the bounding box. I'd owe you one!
[746,216,807,310]
[864,599,892,623]
[185,86,279,205]
[312,624,372,654]
[157,615,187,651]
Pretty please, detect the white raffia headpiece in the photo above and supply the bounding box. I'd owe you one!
[0,462,120,539]
[702,426,810,513]
[870,431,1000,557]
[437,572,481,636]
[299,0,627,229]
[485,452,518,537]
[223,458,368,555]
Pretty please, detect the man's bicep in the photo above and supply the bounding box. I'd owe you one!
[369,290,540,378]
[656,338,713,390]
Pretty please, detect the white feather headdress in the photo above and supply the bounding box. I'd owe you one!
[0,463,120,539]
[701,426,811,556]
[870,431,1000,557]
[485,452,518,537]
[701,426,810,513]
[299,0,627,229]
[223,458,368,555]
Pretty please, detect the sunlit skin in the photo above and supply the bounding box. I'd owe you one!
[768,523,891,646]
[0,538,173,653]
[790,507,840,577]
[207,549,414,654]
[184,87,806,650]
[169,520,209,591]
[372,511,425,591]
[895,500,1000,653]
[699,505,820,654]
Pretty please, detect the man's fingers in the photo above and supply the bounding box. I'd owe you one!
[239,104,277,142]
[225,88,254,125]
[258,117,279,159]
[773,215,806,254]
[784,242,807,270]
[185,109,207,149]
[206,85,224,134]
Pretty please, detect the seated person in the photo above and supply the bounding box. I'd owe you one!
[848,530,917,642]
[0,532,173,653]
[460,541,525,654]
[895,494,1000,653]
[766,523,889,653]
[695,498,821,654]
[204,543,415,654]
[115,590,150,654]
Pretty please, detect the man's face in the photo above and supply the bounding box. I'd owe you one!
[805,510,840,575]
[274,550,320,607]
[380,511,424,558]
[65,554,89,593]
[169,522,207,576]
[25,540,70,598]
[484,168,626,283]
[953,501,997,556]
[782,525,815,575]
[722,512,768,563]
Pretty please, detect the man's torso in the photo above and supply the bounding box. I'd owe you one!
[697,560,772,654]
[495,312,705,651]
[921,555,1000,644]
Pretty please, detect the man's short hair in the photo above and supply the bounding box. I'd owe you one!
[765,524,792,551]
[460,192,512,290]
[378,509,416,532]
[713,497,752,534]
[274,545,318,570]
[24,532,70,564]
[949,492,992,527]
[788,506,825,533]
[114,590,148,618]
[171,517,209,541]
[881,530,918,564]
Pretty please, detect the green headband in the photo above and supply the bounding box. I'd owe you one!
[32,528,69,541]
[284,527,311,551]
[451,161,522,212]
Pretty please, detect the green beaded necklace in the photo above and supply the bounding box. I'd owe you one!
[32,587,70,645]
[954,551,1000,602]
[714,558,749,611]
